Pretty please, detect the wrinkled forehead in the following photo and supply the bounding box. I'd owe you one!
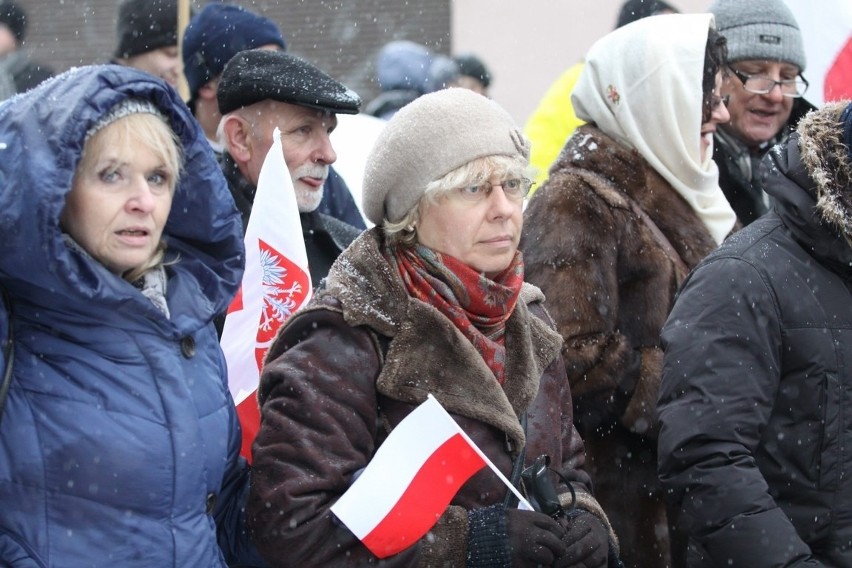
[253,99,338,127]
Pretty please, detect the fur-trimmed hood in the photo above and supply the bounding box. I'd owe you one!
[797,100,852,243]
[765,100,852,271]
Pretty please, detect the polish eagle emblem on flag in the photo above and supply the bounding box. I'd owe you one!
[254,239,310,370]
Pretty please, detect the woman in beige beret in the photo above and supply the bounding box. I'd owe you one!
[246,88,619,567]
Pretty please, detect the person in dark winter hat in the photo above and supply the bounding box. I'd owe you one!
[709,0,814,225]
[0,0,25,46]
[453,53,492,96]
[216,48,363,289]
[658,99,852,567]
[0,0,53,98]
[247,87,620,568]
[113,0,180,87]
[182,2,286,145]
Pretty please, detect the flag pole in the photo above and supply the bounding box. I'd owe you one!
[176,0,191,102]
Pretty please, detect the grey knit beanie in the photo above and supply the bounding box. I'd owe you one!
[362,88,529,225]
[86,98,168,140]
[709,0,806,71]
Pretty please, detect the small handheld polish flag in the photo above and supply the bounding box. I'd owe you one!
[331,394,532,559]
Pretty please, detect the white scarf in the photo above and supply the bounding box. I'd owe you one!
[572,13,736,244]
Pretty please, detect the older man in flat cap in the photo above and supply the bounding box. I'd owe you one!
[217,49,363,289]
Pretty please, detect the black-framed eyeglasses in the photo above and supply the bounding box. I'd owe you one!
[728,66,808,98]
[455,178,534,202]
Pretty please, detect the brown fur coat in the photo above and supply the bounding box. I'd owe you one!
[520,124,721,567]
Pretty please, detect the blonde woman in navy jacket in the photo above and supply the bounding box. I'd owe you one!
[0,65,263,567]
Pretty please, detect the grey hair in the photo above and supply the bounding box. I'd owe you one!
[383,154,535,246]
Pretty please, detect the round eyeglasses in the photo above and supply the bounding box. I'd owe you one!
[728,66,808,98]
[455,178,534,202]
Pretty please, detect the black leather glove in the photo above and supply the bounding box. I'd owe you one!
[506,508,567,567]
[554,511,608,568]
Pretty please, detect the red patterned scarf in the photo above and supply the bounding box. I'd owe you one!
[386,243,524,384]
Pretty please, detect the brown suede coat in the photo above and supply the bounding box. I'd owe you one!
[520,124,720,568]
[247,228,612,567]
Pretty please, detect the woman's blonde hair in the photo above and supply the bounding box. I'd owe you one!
[75,111,183,282]
[384,154,535,246]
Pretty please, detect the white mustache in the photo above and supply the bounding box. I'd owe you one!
[292,164,329,182]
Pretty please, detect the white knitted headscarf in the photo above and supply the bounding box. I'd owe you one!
[572,13,736,244]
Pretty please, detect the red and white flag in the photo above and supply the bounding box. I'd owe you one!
[221,128,312,463]
[331,394,532,559]
[784,0,852,105]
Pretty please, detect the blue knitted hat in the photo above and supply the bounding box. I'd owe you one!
[182,3,286,101]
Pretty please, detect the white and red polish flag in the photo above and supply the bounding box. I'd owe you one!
[221,127,312,463]
[331,394,532,559]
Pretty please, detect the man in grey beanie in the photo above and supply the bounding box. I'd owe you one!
[710,0,815,225]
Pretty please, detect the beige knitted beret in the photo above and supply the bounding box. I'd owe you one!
[362,88,530,225]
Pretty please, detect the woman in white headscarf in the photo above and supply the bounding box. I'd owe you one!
[519,13,734,568]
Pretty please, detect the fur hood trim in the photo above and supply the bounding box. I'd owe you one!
[797,100,852,243]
